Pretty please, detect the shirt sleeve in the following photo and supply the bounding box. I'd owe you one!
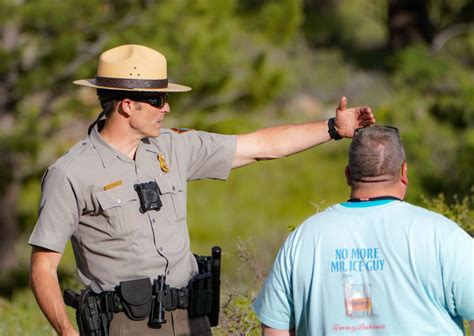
[28,166,80,253]
[253,234,296,330]
[441,226,474,320]
[182,131,237,181]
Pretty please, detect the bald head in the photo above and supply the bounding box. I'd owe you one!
[348,126,405,187]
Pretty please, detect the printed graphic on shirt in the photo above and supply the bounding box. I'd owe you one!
[330,247,385,324]
[343,277,372,317]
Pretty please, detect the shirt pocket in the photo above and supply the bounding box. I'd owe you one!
[96,184,140,236]
[156,172,186,221]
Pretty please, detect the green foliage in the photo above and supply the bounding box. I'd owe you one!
[251,0,302,45]
[390,45,451,90]
[216,294,260,335]
[335,0,387,49]
[0,290,57,335]
[387,43,474,196]
[429,66,474,129]
[213,239,264,335]
[429,0,472,29]
[422,192,474,236]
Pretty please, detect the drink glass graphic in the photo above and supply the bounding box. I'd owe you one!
[344,283,372,317]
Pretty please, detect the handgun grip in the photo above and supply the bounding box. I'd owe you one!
[63,289,79,309]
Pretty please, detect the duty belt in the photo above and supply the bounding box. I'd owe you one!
[64,246,221,335]
[98,285,190,313]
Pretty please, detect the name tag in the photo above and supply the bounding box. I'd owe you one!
[103,180,123,191]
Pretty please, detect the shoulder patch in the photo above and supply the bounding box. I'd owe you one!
[170,127,193,134]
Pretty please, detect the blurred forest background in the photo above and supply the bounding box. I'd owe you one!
[0,0,473,334]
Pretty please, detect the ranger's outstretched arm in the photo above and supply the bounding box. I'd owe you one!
[232,96,374,168]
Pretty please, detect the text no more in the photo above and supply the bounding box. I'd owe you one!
[330,247,385,273]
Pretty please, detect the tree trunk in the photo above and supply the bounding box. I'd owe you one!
[0,179,20,272]
[388,0,434,50]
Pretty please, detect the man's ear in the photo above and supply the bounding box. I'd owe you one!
[345,166,352,186]
[119,99,134,117]
[400,161,408,185]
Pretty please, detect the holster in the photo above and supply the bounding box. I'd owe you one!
[63,288,110,336]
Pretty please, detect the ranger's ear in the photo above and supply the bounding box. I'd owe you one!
[119,98,135,117]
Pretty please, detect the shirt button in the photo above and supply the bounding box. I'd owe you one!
[172,186,175,191]
[116,199,121,204]
[167,271,170,275]
[152,219,156,223]
[159,247,163,251]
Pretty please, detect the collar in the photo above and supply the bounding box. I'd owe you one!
[347,196,402,202]
[89,120,167,168]
[89,126,131,168]
[340,197,402,208]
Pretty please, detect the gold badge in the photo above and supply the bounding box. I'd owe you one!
[158,154,169,173]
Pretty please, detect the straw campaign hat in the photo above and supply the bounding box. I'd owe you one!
[73,44,191,92]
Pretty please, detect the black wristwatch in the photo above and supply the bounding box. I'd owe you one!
[328,117,343,140]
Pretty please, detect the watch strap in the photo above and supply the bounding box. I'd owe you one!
[328,117,343,140]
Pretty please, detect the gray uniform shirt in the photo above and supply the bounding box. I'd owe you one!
[29,125,236,291]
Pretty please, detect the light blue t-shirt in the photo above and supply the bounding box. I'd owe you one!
[253,200,474,335]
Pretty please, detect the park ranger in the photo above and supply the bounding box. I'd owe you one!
[28,44,375,336]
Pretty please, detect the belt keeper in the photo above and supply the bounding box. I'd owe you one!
[162,287,189,310]
[164,288,178,311]
[101,291,121,313]
[171,289,178,310]
[178,288,188,308]
[104,292,113,313]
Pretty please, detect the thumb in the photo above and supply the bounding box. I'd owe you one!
[338,96,347,111]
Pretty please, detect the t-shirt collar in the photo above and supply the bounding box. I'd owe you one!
[340,199,401,208]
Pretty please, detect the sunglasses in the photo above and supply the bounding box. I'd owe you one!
[354,125,399,136]
[139,94,168,109]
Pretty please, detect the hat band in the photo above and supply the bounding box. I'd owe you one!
[95,76,168,89]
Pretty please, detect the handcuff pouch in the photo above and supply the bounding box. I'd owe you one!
[118,278,152,321]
